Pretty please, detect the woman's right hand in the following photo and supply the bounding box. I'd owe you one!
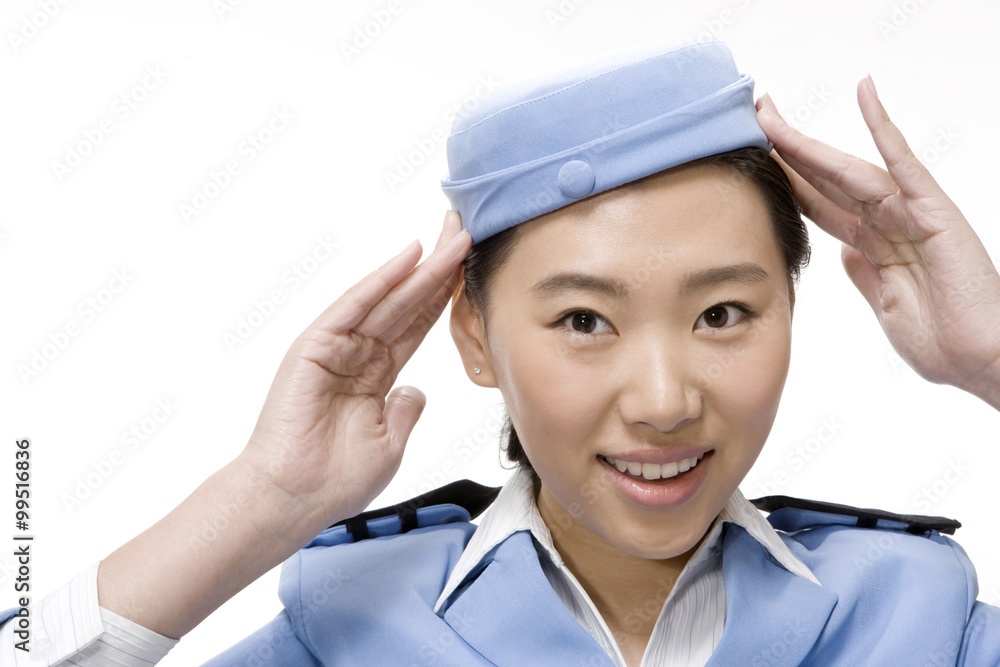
[239,210,472,533]
[95,212,470,641]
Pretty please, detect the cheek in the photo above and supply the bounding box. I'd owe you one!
[706,319,792,447]
[495,331,610,455]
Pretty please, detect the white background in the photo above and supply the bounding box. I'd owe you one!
[2,1,999,664]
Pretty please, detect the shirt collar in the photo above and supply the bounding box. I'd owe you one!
[434,466,818,613]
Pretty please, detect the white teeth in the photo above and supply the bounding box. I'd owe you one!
[606,453,704,481]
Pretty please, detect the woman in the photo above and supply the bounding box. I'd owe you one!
[4,40,999,666]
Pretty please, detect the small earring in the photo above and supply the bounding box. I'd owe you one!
[474,366,481,375]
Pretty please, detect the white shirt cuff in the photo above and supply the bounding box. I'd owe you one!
[1,561,178,666]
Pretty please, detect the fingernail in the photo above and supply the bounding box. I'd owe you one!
[865,74,878,98]
[763,93,785,121]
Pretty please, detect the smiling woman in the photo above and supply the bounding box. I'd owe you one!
[4,34,1000,667]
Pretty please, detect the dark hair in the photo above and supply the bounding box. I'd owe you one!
[462,147,811,481]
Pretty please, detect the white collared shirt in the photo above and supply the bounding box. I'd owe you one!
[435,466,818,667]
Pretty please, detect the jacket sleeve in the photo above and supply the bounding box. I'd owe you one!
[199,610,320,667]
[959,601,1000,664]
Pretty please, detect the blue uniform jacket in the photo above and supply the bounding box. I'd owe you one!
[3,487,999,665]
[198,488,1000,666]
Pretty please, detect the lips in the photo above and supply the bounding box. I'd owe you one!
[602,453,705,481]
[600,450,713,508]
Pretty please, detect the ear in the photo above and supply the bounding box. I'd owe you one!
[449,275,498,388]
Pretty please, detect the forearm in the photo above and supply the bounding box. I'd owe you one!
[96,455,326,640]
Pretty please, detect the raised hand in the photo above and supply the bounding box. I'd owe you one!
[755,77,1000,409]
[97,211,470,639]
[240,210,472,529]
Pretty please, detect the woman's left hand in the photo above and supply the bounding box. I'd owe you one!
[755,76,1000,410]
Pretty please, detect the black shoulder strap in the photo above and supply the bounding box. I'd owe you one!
[330,479,502,541]
[749,494,961,535]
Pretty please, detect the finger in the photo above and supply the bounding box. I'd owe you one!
[841,242,884,318]
[856,76,946,202]
[434,210,463,252]
[768,149,861,246]
[756,101,899,213]
[377,234,467,345]
[310,239,424,335]
[354,228,471,343]
[382,385,426,454]
[386,260,464,369]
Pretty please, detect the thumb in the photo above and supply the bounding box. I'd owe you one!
[382,386,427,453]
[841,243,883,318]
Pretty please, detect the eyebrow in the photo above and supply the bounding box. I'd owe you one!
[528,262,770,302]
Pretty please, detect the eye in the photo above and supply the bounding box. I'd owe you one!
[696,301,753,330]
[556,309,614,336]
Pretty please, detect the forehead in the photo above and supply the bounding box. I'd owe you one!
[502,163,782,278]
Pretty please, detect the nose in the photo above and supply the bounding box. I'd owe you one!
[616,336,703,432]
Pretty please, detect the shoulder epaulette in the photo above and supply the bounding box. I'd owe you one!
[329,479,501,542]
[749,494,961,535]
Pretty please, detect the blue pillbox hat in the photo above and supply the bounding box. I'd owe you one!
[440,40,771,245]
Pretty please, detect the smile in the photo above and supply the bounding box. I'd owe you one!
[602,454,705,481]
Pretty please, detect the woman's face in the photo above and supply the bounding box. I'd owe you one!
[470,163,793,559]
